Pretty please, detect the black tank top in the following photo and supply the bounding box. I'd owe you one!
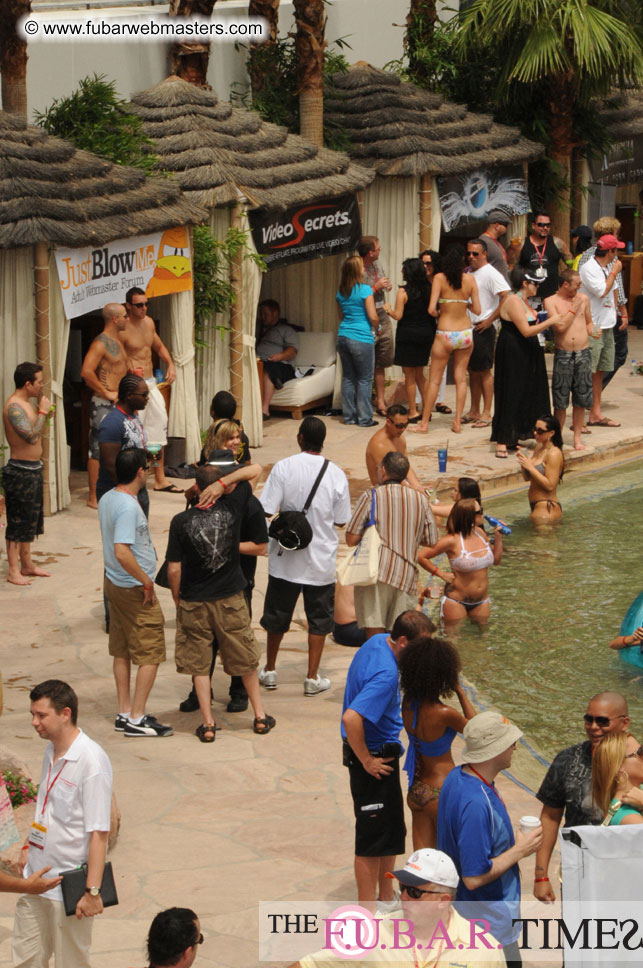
[519,235,562,299]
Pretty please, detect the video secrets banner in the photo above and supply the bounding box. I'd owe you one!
[249,195,362,269]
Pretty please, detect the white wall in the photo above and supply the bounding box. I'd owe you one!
[20,0,408,119]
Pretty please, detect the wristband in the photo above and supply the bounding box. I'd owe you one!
[21,845,29,851]
[219,478,228,490]
[38,410,48,416]
[534,877,549,883]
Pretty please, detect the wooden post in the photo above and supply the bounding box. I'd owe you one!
[229,202,244,417]
[419,175,432,252]
[34,242,52,517]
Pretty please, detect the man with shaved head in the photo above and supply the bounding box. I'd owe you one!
[533,691,630,904]
[81,303,129,508]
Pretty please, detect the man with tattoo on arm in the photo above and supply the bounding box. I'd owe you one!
[2,362,54,585]
[81,303,129,508]
[122,288,179,493]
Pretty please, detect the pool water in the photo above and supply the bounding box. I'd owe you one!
[436,458,643,765]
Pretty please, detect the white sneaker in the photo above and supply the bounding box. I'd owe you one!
[258,666,277,689]
[304,674,331,696]
[376,889,401,916]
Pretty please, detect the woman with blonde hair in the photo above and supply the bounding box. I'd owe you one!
[336,254,379,427]
[592,732,643,825]
[202,418,244,464]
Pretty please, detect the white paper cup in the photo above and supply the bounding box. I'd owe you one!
[519,815,542,835]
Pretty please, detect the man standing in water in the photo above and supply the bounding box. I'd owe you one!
[533,691,630,904]
[81,303,129,508]
[2,362,54,586]
[122,287,179,492]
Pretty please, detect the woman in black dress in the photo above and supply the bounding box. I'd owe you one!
[491,266,553,458]
[384,257,432,422]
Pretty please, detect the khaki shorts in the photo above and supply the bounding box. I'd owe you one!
[175,592,260,677]
[104,577,166,665]
[354,581,416,631]
[590,327,615,373]
[374,314,395,368]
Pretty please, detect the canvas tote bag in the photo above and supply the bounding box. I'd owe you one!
[337,490,381,587]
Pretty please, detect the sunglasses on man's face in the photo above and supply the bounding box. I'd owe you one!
[400,884,444,899]
[535,222,551,228]
[131,301,148,308]
[584,714,626,728]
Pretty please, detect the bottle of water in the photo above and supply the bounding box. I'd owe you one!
[484,514,511,535]
[631,359,638,376]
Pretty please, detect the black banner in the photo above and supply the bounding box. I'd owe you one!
[437,166,530,233]
[249,194,362,269]
[588,137,643,187]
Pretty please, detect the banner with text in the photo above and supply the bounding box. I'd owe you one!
[55,226,193,317]
[249,195,361,269]
[437,166,530,233]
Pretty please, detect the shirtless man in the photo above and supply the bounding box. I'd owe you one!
[81,303,129,508]
[545,269,595,451]
[2,362,54,585]
[122,287,178,492]
[365,404,424,492]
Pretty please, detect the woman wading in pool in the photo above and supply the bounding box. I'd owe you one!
[399,636,475,848]
[418,498,503,631]
[416,245,480,434]
[517,414,564,523]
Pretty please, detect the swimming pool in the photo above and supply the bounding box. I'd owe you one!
[434,457,643,766]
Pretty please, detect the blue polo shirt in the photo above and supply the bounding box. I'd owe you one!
[341,633,402,751]
[437,765,520,946]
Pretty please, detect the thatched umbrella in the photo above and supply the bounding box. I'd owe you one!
[128,75,374,417]
[325,63,543,248]
[0,109,206,513]
[598,91,643,141]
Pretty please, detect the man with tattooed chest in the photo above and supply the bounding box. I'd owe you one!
[81,303,129,508]
[2,362,54,585]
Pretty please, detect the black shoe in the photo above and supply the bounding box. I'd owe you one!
[358,420,379,427]
[179,688,213,713]
[227,694,249,713]
[272,377,283,390]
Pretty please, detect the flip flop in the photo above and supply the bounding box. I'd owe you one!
[408,415,421,423]
[375,407,388,417]
[434,403,453,414]
[472,418,491,428]
[460,415,477,424]
[581,426,592,434]
[587,418,621,427]
[154,484,184,493]
[495,449,508,459]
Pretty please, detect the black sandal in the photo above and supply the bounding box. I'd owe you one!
[434,403,452,414]
[196,723,216,743]
[253,715,276,735]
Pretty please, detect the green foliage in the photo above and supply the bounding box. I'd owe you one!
[192,225,266,348]
[35,75,158,172]
[232,36,351,150]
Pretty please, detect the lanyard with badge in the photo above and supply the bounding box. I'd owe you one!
[28,761,66,849]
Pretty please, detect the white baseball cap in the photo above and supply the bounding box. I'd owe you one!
[388,849,459,890]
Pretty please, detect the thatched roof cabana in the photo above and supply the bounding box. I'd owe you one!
[324,63,543,177]
[128,75,374,210]
[598,91,643,141]
[0,111,206,250]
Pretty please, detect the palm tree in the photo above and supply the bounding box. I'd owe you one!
[454,0,643,237]
[292,0,326,145]
[405,0,438,87]
[168,0,217,84]
[248,0,280,97]
[0,0,31,118]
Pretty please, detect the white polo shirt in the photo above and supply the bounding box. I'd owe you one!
[579,258,617,330]
[260,452,351,585]
[468,263,510,325]
[24,729,112,901]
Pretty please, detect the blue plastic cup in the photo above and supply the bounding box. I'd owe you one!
[626,241,634,255]
[437,448,447,473]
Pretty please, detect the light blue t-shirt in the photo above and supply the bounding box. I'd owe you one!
[336,283,375,344]
[98,489,157,587]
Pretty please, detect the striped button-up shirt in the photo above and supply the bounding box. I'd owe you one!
[347,482,438,594]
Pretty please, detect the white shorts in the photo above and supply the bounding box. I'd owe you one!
[141,378,168,446]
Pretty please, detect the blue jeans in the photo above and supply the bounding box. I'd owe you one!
[337,336,374,425]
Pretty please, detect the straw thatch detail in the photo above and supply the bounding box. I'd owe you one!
[128,76,374,210]
[0,111,207,249]
[598,91,643,140]
[325,64,543,177]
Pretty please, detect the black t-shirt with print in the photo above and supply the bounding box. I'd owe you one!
[166,481,251,602]
[536,740,603,827]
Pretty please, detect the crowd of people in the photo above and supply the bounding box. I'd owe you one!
[0,211,639,968]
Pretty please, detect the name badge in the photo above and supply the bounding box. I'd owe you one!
[28,821,47,850]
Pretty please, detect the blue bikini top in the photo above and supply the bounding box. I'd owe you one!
[403,699,457,786]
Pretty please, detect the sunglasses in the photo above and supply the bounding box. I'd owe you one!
[625,746,643,759]
[475,506,484,514]
[533,427,548,434]
[422,260,432,266]
[584,714,627,728]
[388,419,409,429]
[536,222,551,228]
[467,251,482,257]
[131,301,148,307]
[400,884,444,899]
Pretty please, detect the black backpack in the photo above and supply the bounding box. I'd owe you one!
[268,459,329,554]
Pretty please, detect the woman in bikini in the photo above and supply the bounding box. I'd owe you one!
[399,636,475,848]
[430,476,481,520]
[418,498,503,632]
[517,414,564,524]
[415,245,481,434]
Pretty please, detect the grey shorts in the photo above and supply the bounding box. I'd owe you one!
[590,327,615,374]
[552,347,593,410]
[88,397,113,461]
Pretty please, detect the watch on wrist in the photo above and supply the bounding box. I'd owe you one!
[85,885,101,897]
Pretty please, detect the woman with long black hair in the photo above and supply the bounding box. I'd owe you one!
[517,413,564,522]
[384,257,433,423]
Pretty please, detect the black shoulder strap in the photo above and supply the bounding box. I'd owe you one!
[303,459,329,514]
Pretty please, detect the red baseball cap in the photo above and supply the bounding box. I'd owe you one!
[597,234,625,251]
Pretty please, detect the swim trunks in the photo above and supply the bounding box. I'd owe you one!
[552,347,592,410]
[2,459,44,543]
